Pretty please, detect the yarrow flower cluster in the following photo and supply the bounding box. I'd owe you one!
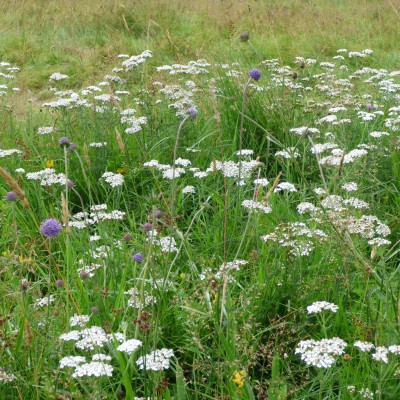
[101,172,124,188]
[306,301,339,314]
[37,126,54,135]
[72,360,114,378]
[69,204,125,229]
[0,368,16,382]
[49,72,69,81]
[241,200,272,213]
[354,341,375,352]
[69,314,91,327]
[117,339,143,355]
[262,222,327,257]
[295,337,348,368]
[26,168,67,187]
[136,348,174,371]
[33,295,56,309]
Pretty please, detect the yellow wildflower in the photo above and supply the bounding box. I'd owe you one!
[18,255,32,264]
[233,370,245,388]
[213,292,219,304]
[46,160,55,168]
[117,167,126,175]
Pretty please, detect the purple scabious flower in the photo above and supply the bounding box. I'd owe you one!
[6,191,18,201]
[188,107,197,120]
[40,218,62,238]
[248,68,261,81]
[91,306,99,314]
[55,279,64,288]
[66,179,74,189]
[59,137,70,146]
[67,143,77,153]
[133,253,144,263]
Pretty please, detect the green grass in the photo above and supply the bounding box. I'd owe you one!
[0,1,400,399]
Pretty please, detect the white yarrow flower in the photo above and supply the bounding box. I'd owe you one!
[354,341,375,352]
[136,348,174,371]
[117,339,143,355]
[59,356,86,369]
[101,172,124,188]
[307,301,339,314]
[72,361,113,378]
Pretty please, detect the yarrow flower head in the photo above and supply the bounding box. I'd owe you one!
[117,339,143,355]
[354,341,375,353]
[40,218,62,238]
[248,68,261,81]
[307,301,339,314]
[136,348,174,371]
[295,337,347,368]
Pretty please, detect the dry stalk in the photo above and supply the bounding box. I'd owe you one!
[61,192,70,235]
[83,143,90,165]
[116,129,125,155]
[263,171,282,206]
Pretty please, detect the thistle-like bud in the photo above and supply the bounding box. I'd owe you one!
[240,32,250,42]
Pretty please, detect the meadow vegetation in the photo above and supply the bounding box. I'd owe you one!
[1,1,400,399]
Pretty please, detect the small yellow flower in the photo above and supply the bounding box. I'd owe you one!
[46,159,55,168]
[180,273,186,279]
[233,370,245,388]
[213,292,219,304]
[117,167,126,175]
[18,255,32,264]
[1,250,11,257]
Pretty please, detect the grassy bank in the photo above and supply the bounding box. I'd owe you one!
[0,1,400,399]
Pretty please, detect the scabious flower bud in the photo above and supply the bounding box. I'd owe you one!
[6,191,18,201]
[292,71,298,79]
[133,253,144,263]
[59,137,70,147]
[154,209,163,219]
[91,306,99,314]
[142,222,152,232]
[55,279,64,288]
[240,32,250,42]
[20,278,29,291]
[79,271,89,280]
[188,107,197,120]
[67,143,77,153]
[122,233,132,242]
[67,179,74,189]
[248,68,261,81]
[40,218,62,238]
